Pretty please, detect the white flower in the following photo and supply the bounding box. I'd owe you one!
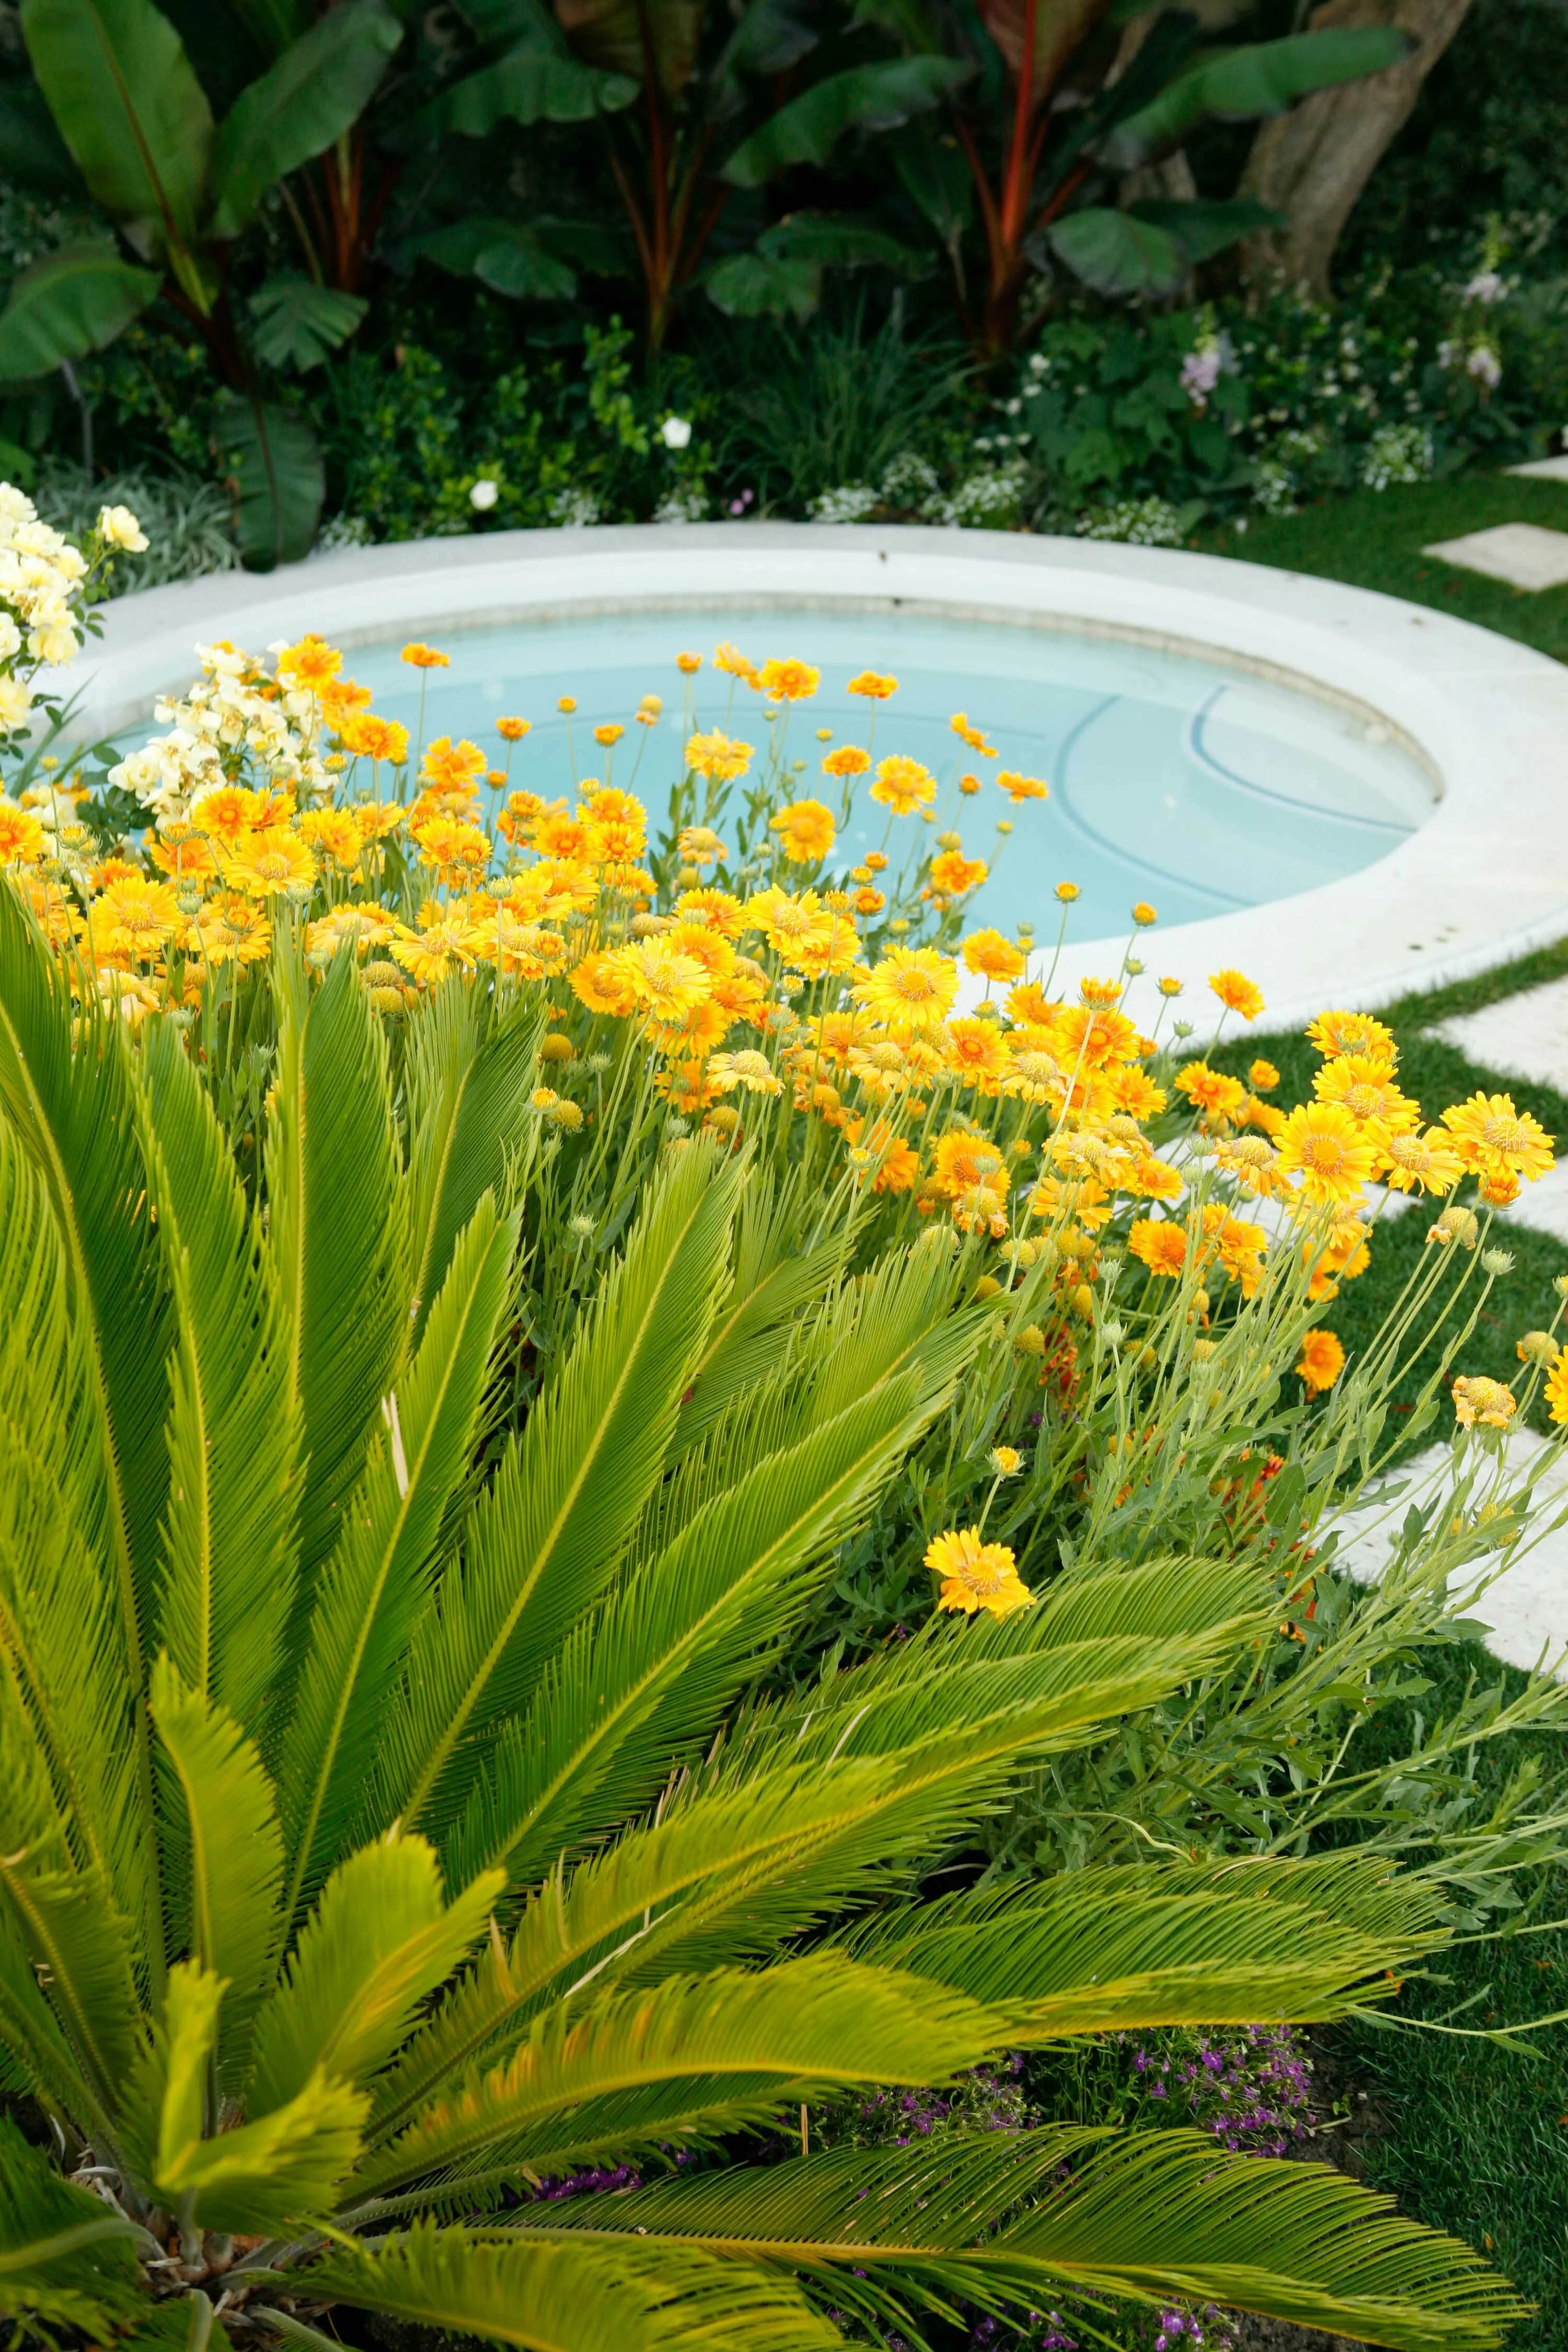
[1467,344,1502,391]
[1463,270,1504,305]
[98,503,148,552]
[469,478,500,512]
[660,415,693,451]
[0,675,34,733]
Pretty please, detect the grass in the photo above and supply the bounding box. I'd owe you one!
[1201,472,1568,661]
[1334,1639,1568,2350]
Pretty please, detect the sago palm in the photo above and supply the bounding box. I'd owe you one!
[0,890,1525,2352]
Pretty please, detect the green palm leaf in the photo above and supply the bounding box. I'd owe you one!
[138,1019,301,1723]
[278,1195,520,1916]
[405,986,541,1342]
[153,1961,366,2234]
[353,1957,998,2198]
[267,950,410,1594]
[149,1657,285,2090]
[313,2221,839,2352]
[447,1357,973,1892]
[0,2115,145,2335]
[380,1143,742,1836]
[0,892,171,1975]
[520,2129,1525,2351]
[0,1673,140,2135]
[0,1107,151,1957]
[841,1853,1451,2034]
[251,1835,502,2112]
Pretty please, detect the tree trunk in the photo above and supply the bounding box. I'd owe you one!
[1238,0,1474,298]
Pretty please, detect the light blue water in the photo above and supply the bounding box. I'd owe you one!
[347,607,1434,941]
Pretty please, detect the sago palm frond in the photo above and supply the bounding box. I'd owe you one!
[513,2129,1525,2351]
[280,1194,521,1915]
[838,1853,1450,2032]
[0,948,1531,2352]
[137,1017,302,1725]
[405,983,541,1339]
[378,1142,744,1835]
[310,2222,841,2352]
[267,948,411,1590]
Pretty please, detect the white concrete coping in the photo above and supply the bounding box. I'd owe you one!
[68,523,1568,1033]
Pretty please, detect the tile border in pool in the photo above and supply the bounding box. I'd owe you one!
[71,523,1568,1032]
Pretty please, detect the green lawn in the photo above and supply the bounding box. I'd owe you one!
[1335,1641,1568,2351]
[1202,472,1568,661]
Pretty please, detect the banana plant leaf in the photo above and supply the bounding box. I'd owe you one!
[248,276,369,371]
[420,43,636,136]
[1128,193,1283,264]
[0,241,162,384]
[208,0,403,237]
[706,251,823,320]
[721,54,974,187]
[554,0,701,100]
[1101,24,1412,168]
[1046,205,1185,297]
[212,393,324,569]
[976,0,1115,97]
[408,217,578,298]
[710,0,820,113]
[19,0,214,257]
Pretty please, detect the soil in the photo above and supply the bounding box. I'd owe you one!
[1228,2031,1392,2352]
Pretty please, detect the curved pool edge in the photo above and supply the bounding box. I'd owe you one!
[65,523,1568,1035]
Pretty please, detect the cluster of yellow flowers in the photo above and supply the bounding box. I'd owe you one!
[3,620,1564,1623]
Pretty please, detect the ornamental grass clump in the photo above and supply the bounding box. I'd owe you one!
[0,492,1564,2352]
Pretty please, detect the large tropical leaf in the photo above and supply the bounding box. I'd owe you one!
[1101,25,1412,169]
[278,1196,519,1919]
[520,2130,1526,2351]
[137,1017,301,1724]
[379,1143,741,1837]
[975,0,1112,96]
[19,0,214,253]
[423,45,637,135]
[722,56,974,186]
[211,393,325,570]
[312,2225,839,2352]
[1046,206,1186,298]
[247,275,368,371]
[266,950,409,1595]
[407,218,579,302]
[0,243,162,383]
[208,0,403,237]
[554,0,700,98]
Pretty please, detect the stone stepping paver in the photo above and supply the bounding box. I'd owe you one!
[1329,1431,1568,1677]
[1507,454,1568,482]
[1429,973,1568,1097]
[1421,522,1568,591]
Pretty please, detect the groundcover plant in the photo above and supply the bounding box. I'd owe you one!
[0,491,1565,2350]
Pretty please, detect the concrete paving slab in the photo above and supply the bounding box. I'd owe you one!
[1429,974,1568,1096]
[1329,1431,1568,1676]
[1422,523,1568,591]
[1507,455,1568,481]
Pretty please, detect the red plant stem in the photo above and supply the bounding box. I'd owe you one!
[999,0,1037,255]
